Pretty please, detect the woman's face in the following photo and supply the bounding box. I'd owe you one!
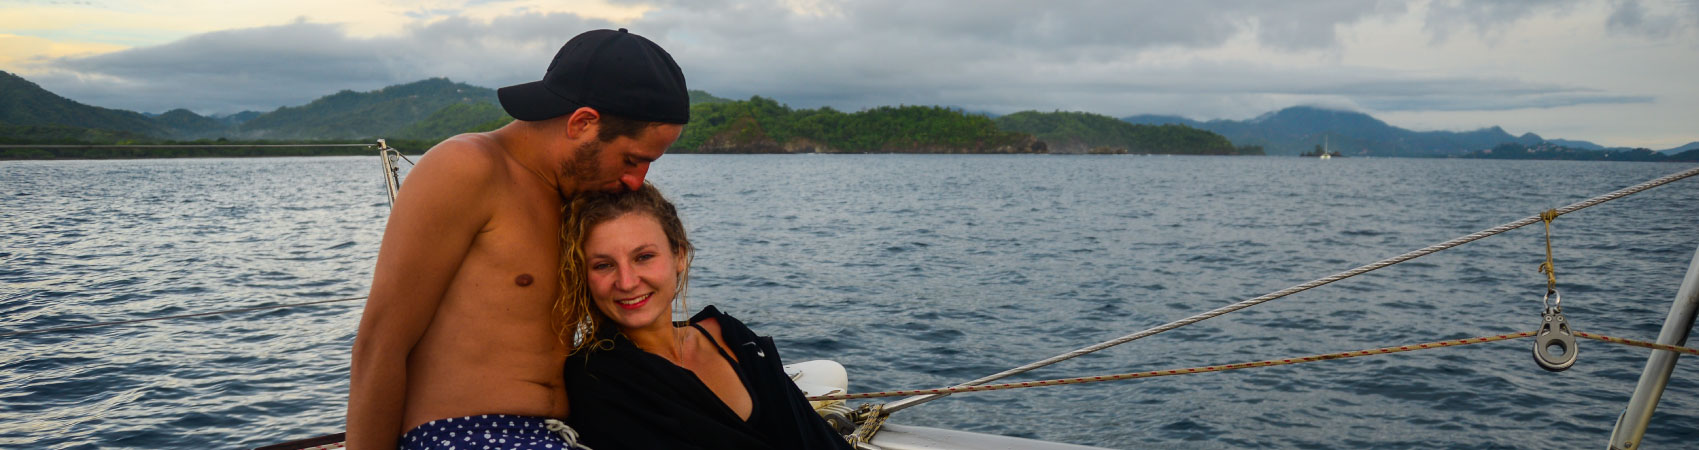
[584,212,685,331]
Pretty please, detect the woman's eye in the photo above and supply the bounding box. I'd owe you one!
[591,262,612,271]
[635,253,655,262]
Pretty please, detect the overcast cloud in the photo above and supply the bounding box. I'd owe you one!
[9,0,1698,148]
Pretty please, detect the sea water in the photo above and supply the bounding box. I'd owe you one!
[2,155,1696,449]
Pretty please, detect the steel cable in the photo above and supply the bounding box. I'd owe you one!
[883,164,1699,413]
[816,330,1699,401]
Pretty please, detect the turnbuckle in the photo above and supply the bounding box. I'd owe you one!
[1533,289,1578,372]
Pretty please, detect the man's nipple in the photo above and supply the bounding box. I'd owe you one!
[515,273,534,287]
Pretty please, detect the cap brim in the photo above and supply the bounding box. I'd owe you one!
[498,80,582,122]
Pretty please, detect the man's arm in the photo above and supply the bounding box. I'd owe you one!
[347,141,496,450]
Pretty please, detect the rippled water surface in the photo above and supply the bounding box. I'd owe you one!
[3,155,1697,449]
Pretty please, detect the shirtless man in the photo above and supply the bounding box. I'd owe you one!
[347,29,689,450]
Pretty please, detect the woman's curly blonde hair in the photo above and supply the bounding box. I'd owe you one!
[556,182,693,355]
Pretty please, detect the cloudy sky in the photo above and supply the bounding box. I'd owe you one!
[2,0,1696,149]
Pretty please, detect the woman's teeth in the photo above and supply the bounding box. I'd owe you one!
[618,293,650,305]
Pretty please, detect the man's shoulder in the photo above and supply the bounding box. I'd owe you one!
[423,133,510,169]
[409,134,513,187]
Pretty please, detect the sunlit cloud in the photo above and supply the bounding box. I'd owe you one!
[0,34,126,71]
[1,0,1695,148]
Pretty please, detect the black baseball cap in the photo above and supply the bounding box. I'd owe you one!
[498,28,689,124]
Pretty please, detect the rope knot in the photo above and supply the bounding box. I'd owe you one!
[543,419,593,450]
[1539,209,1559,291]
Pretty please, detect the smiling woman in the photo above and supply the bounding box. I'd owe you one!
[556,183,853,450]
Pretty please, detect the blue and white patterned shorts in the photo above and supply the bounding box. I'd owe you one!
[399,414,590,450]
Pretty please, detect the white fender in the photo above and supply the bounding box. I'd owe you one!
[784,359,849,409]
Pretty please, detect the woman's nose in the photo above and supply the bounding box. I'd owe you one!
[615,266,640,290]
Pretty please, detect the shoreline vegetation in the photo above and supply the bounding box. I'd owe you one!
[10,132,1695,162]
[4,97,1273,159]
[3,71,1695,161]
[11,143,1695,162]
[673,96,1044,154]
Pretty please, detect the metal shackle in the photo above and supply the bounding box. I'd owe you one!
[1534,291,1578,372]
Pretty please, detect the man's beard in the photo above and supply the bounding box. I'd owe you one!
[561,139,606,188]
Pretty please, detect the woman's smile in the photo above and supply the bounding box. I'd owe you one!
[615,292,653,310]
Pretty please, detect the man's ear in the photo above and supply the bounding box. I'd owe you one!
[564,107,601,140]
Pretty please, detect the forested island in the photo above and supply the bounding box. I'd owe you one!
[994,111,1262,155]
[672,96,1042,154]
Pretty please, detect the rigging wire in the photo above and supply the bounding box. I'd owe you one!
[882,164,1699,413]
[811,330,1699,401]
[821,332,1540,401]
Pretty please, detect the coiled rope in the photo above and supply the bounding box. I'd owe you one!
[882,164,1699,412]
[812,330,1699,401]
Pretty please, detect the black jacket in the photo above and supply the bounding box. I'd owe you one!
[564,306,853,450]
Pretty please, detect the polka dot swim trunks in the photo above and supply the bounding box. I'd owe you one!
[399,414,591,450]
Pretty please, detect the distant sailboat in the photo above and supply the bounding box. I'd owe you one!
[1320,135,1332,160]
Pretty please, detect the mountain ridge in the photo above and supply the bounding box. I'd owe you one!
[231,77,500,140]
[1123,106,1564,157]
[1659,141,1699,155]
[0,70,164,136]
[4,70,1691,157]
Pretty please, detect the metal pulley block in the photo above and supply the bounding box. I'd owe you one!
[1533,290,1578,372]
